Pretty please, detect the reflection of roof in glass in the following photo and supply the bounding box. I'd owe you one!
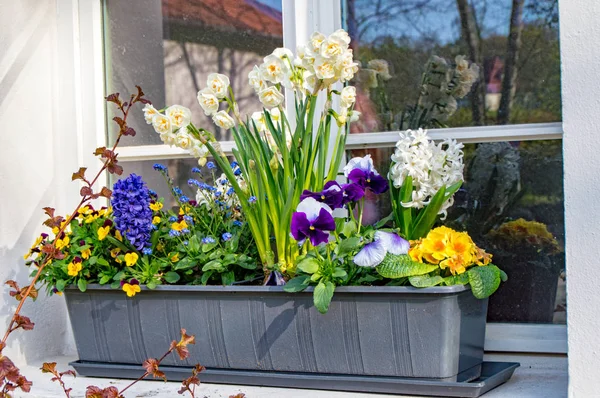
[163,0,283,38]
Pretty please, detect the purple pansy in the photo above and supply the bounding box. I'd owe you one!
[300,181,344,209]
[353,231,410,267]
[341,183,365,204]
[290,197,336,246]
[343,155,389,195]
[264,270,286,286]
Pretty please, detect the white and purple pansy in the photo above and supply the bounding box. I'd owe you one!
[291,197,336,246]
[341,182,365,204]
[343,155,389,195]
[353,231,410,267]
[300,181,344,209]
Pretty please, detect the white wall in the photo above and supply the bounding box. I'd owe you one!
[560,1,600,396]
[0,0,86,364]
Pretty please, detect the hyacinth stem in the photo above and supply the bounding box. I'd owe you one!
[1,96,138,349]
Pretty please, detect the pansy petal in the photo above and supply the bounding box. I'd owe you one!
[296,197,332,221]
[312,208,336,232]
[341,183,365,204]
[300,189,320,202]
[353,239,387,267]
[347,168,367,186]
[309,229,331,246]
[375,231,410,255]
[264,270,286,286]
[290,212,310,241]
[368,174,389,194]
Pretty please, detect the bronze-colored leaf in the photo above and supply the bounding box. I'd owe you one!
[105,93,121,105]
[173,329,196,360]
[14,314,34,331]
[94,146,107,156]
[229,394,246,398]
[16,375,32,392]
[113,116,126,129]
[142,358,166,381]
[80,186,93,197]
[40,362,57,374]
[123,127,136,137]
[99,187,113,198]
[72,167,88,181]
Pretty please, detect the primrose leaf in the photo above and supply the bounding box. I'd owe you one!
[408,274,444,287]
[337,236,361,257]
[443,273,469,286]
[376,254,438,279]
[313,281,335,314]
[467,265,502,299]
[297,257,320,274]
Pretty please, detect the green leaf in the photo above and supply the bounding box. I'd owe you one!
[188,235,201,254]
[310,272,322,282]
[398,176,413,236]
[283,275,311,292]
[221,271,235,286]
[99,275,111,285]
[341,220,358,237]
[443,273,469,286]
[221,254,237,266]
[110,281,121,289]
[147,281,157,289]
[313,281,335,314]
[173,257,196,271]
[88,256,97,265]
[55,279,66,292]
[163,271,181,284]
[408,274,444,287]
[202,260,225,272]
[410,185,447,239]
[337,237,361,257]
[96,257,109,266]
[201,271,214,285]
[202,242,217,253]
[77,279,88,292]
[112,271,125,281]
[467,265,502,299]
[332,268,347,278]
[374,212,394,229]
[297,257,320,274]
[376,254,438,279]
[499,268,508,282]
[105,235,130,253]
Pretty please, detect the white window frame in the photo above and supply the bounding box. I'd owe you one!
[78,0,566,354]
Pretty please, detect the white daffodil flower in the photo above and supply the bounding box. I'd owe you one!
[260,54,289,84]
[212,110,235,130]
[197,88,219,116]
[340,86,356,108]
[152,113,172,135]
[259,86,284,108]
[207,73,230,99]
[165,105,191,129]
[142,104,159,125]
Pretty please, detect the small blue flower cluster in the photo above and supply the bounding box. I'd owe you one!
[202,236,216,244]
[111,174,153,251]
[222,232,233,241]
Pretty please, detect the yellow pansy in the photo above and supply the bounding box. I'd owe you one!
[115,230,123,242]
[150,202,163,211]
[67,262,83,276]
[171,220,188,232]
[110,248,121,258]
[55,236,70,250]
[81,248,92,260]
[122,283,141,297]
[152,216,161,225]
[124,252,139,267]
[171,253,180,262]
[97,226,110,241]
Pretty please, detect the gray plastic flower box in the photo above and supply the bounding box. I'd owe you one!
[65,284,487,382]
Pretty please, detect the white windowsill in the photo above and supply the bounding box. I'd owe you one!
[16,353,566,398]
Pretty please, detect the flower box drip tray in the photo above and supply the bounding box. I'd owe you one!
[70,361,519,397]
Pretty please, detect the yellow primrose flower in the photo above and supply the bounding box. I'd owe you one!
[150,202,163,211]
[122,283,141,297]
[52,227,60,235]
[97,226,110,241]
[171,253,180,262]
[171,220,188,232]
[115,230,123,242]
[152,216,161,225]
[67,262,83,276]
[440,255,468,275]
[55,236,70,250]
[124,252,139,267]
[81,247,92,260]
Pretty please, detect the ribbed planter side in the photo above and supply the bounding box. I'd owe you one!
[65,285,487,380]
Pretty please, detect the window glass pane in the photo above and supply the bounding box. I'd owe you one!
[343,0,561,132]
[104,0,283,146]
[348,139,566,324]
